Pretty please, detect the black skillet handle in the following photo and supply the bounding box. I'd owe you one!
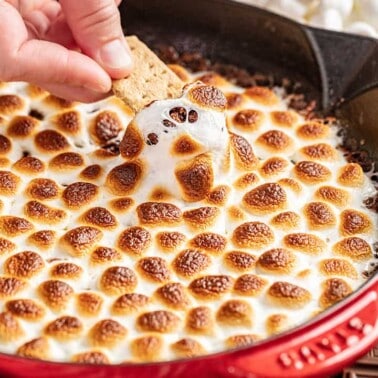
[305,27,378,111]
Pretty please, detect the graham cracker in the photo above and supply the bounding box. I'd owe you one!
[112,36,184,112]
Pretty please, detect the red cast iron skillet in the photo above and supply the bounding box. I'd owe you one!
[1,0,378,377]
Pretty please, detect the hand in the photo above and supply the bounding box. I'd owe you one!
[0,0,133,102]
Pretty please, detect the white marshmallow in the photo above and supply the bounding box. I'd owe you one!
[309,7,344,30]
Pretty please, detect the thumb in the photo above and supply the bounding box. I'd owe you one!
[60,0,132,79]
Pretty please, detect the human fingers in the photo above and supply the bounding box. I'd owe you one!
[60,0,132,79]
[0,2,111,98]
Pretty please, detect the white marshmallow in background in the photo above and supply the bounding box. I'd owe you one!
[238,0,378,38]
[357,0,378,29]
[309,7,344,31]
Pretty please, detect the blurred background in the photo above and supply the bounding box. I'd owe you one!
[235,0,378,38]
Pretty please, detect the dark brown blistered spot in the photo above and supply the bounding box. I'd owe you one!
[156,231,186,252]
[315,186,349,208]
[82,207,117,229]
[340,210,372,236]
[0,216,33,237]
[294,161,331,184]
[13,156,45,174]
[8,116,38,138]
[234,274,267,296]
[93,111,122,144]
[50,263,83,279]
[89,319,127,347]
[137,310,180,333]
[296,122,329,139]
[50,152,84,170]
[0,237,16,255]
[224,251,257,272]
[260,157,289,177]
[232,222,274,249]
[188,109,198,123]
[73,351,109,364]
[6,299,45,321]
[243,183,286,214]
[38,280,74,310]
[24,201,66,224]
[17,336,49,359]
[5,251,44,278]
[26,178,59,201]
[257,248,295,274]
[131,335,163,362]
[146,133,159,146]
[190,233,227,254]
[226,334,259,349]
[62,226,102,256]
[172,135,202,156]
[333,237,372,261]
[117,226,151,255]
[0,95,24,115]
[80,164,102,181]
[106,162,142,196]
[169,107,187,123]
[301,143,337,161]
[0,171,20,196]
[270,111,297,127]
[112,293,149,315]
[188,85,226,111]
[189,275,234,299]
[257,130,292,151]
[183,207,219,230]
[90,247,121,264]
[62,182,98,209]
[137,257,170,283]
[0,311,24,341]
[35,130,69,152]
[319,258,357,279]
[319,278,352,309]
[55,110,80,134]
[137,202,182,226]
[175,153,214,202]
[0,276,26,298]
[173,249,211,278]
[268,281,311,308]
[226,93,244,109]
[206,185,230,205]
[28,230,55,249]
[119,122,144,159]
[304,202,336,230]
[283,233,326,255]
[44,316,83,340]
[245,86,278,105]
[216,299,252,326]
[230,133,258,171]
[171,338,205,358]
[100,266,138,295]
[233,109,263,131]
[186,306,213,334]
[0,135,11,154]
[109,197,133,213]
[76,292,103,316]
[156,282,190,309]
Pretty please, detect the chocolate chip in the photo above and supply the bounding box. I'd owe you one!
[147,133,159,146]
[169,107,187,123]
[28,109,44,120]
[101,141,120,155]
[163,119,176,128]
[188,110,198,123]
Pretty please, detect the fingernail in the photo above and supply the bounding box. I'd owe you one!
[99,39,132,71]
